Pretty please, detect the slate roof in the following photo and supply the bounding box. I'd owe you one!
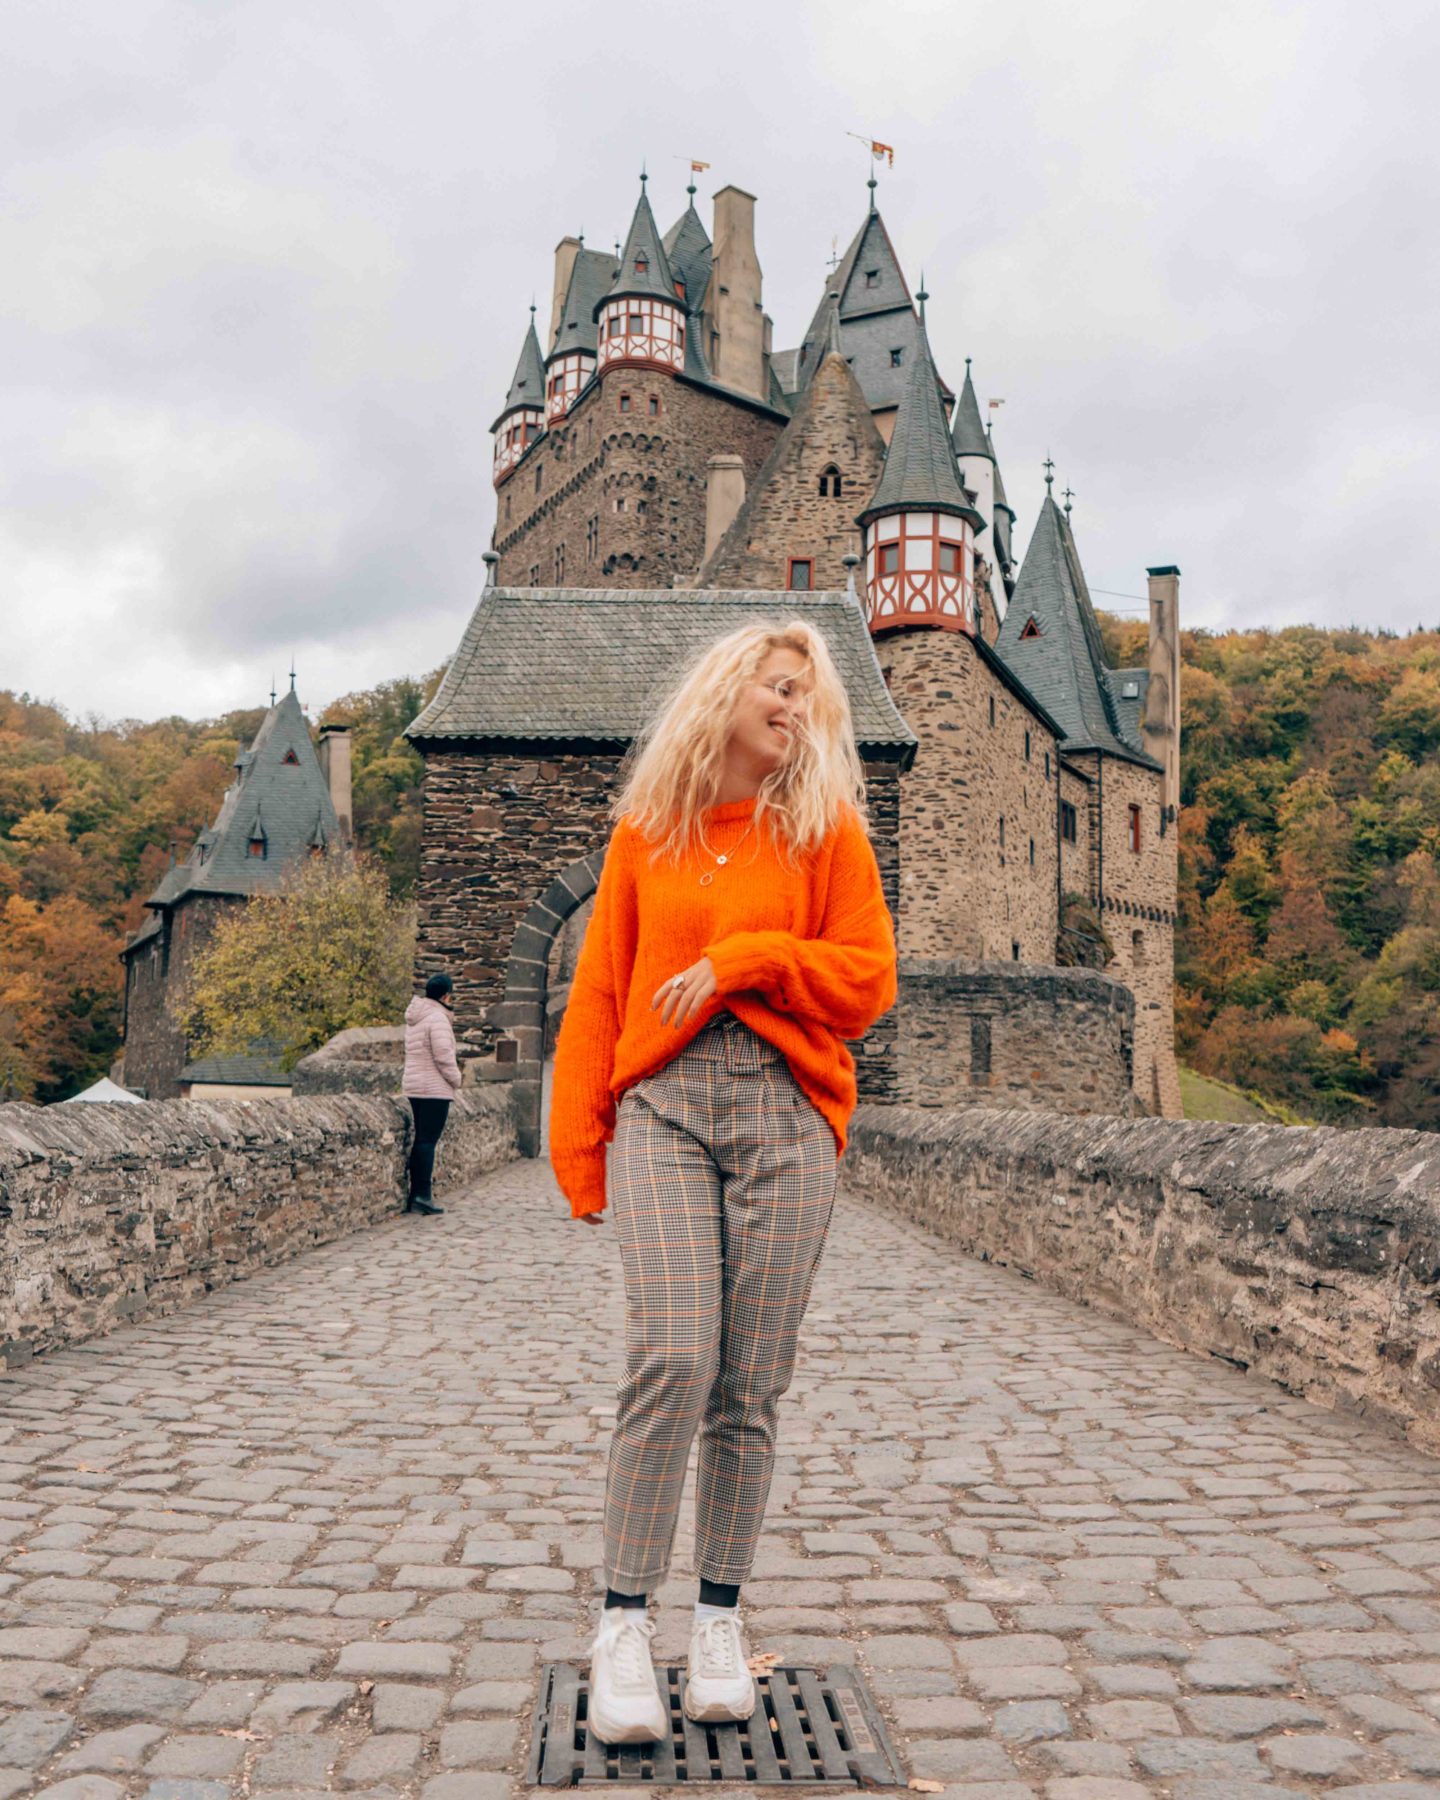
[662,200,712,310]
[994,497,1160,767]
[406,590,917,762]
[858,317,981,527]
[180,1051,291,1088]
[1112,666,1151,746]
[126,690,342,939]
[550,248,616,359]
[836,206,912,321]
[493,314,545,430]
[601,181,677,309]
[951,363,992,461]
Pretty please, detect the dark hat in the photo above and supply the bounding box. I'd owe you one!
[424,972,454,1000]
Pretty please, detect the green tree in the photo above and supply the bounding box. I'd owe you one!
[182,856,415,1070]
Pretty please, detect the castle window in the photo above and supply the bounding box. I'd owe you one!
[628,311,644,333]
[504,494,512,522]
[609,316,623,338]
[1129,803,1143,853]
[534,463,542,492]
[878,542,900,576]
[677,323,685,350]
[248,835,266,859]
[619,393,632,413]
[529,563,540,586]
[819,465,843,498]
[615,497,625,512]
[890,347,904,367]
[554,543,566,583]
[648,396,659,416]
[1012,941,1021,961]
[1061,800,1077,844]
[1020,615,1042,639]
[998,815,1005,848]
[282,749,300,765]
[1045,750,1051,780]
[674,278,685,299]
[586,515,599,559]
[938,540,963,573]
[1024,730,1031,761]
[787,558,813,592]
[637,499,647,514]
[1029,837,1036,865]
[988,695,996,727]
[635,254,648,275]
[865,269,879,288]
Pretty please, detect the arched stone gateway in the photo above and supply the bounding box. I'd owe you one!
[488,850,604,1157]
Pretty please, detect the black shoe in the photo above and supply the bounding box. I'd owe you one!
[406,1196,444,1216]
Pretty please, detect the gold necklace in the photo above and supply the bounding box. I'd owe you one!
[698,818,756,887]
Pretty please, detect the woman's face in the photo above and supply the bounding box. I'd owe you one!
[726,646,811,780]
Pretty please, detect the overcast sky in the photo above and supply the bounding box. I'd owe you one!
[5,0,1437,724]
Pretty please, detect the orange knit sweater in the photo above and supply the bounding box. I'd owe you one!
[549,798,897,1218]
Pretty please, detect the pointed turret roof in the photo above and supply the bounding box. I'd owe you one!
[834,205,911,320]
[600,178,677,310]
[995,494,1158,765]
[127,689,343,931]
[550,247,617,360]
[951,361,992,461]
[663,195,712,310]
[989,426,1015,517]
[858,313,981,527]
[492,313,545,431]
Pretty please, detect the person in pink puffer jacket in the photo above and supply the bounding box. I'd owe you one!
[402,973,462,1216]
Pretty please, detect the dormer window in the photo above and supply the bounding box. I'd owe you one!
[248,834,266,859]
[865,269,879,288]
[635,255,648,275]
[1020,615,1042,640]
[890,348,904,367]
[282,749,299,765]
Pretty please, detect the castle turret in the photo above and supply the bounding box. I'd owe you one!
[545,243,615,424]
[595,175,686,377]
[491,309,545,485]
[952,360,1000,608]
[855,299,983,634]
[988,424,1017,599]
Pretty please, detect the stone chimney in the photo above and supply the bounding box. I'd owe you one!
[548,235,581,351]
[704,454,746,562]
[1142,566,1181,820]
[709,187,765,402]
[317,723,354,846]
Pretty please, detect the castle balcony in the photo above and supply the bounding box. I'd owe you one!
[493,407,544,484]
[546,351,595,423]
[596,297,685,376]
[864,509,975,633]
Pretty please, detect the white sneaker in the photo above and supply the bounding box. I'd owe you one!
[588,1606,668,1745]
[684,1611,757,1722]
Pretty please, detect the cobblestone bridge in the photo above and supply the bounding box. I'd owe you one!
[5,1159,1440,1799]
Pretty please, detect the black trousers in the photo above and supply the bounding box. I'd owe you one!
[407,1097,451,1200]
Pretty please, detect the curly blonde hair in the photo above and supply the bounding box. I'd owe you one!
[614,618,866,860]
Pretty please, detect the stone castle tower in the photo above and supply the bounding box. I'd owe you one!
[431,172,1181,1118]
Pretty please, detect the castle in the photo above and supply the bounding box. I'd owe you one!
[409,170,1182,1124]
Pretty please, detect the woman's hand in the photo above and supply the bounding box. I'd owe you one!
[651,956,717,1028]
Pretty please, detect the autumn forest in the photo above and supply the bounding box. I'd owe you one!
[3,624,1438,1127]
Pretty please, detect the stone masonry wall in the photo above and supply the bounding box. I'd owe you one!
[700,355,886,591]
[493,369,783,590]
[1096,753,1182,1117]
[121,894,232,1101]
[415,749,622,1055]
[0,1088,516,1365]
[878,630,1060,963]
[895,959,1139,1115]
[843,1106,1440,1451]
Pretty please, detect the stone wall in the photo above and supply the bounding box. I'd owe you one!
[878,630,1061,964]
[493,367,784,590]
[842,1105,1440,1451]
[895,959,1139,1114]
[0,1088,516,1365]
[291,1026,405,1096]
[120,894,232,1100]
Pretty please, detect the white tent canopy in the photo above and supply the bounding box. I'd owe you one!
[61,1077,143,1105]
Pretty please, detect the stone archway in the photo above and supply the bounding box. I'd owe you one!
[488,849,605,1157]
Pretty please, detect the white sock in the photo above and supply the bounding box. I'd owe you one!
[694,1600,739,1624]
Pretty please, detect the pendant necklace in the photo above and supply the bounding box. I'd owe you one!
[698,817,756,887]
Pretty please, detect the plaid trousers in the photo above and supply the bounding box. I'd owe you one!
[604,1013,838,1593]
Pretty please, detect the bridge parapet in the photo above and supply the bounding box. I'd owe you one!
[845,1105,1440,1452]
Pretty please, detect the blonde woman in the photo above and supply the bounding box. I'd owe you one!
[550,619,897,1744]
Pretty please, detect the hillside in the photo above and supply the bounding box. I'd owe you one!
[3,623,1438,1121]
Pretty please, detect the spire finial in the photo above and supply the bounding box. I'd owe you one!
[288,658,297,693]
[686,179,696,198]
[867,174,877,211]
[1043,456,1055,492]
[916,273,928,320]
[639,162,647,186]
[965,355,972,374]
[269,676,277,708]
[1063,485,1075,517]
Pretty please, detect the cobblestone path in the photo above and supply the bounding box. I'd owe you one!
[6,1159,1440,1799]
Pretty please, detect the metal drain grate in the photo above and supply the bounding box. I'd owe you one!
[526,1661,907,1786]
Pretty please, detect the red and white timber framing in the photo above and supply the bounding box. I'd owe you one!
[596,298,685,376]
[493,408,544,485]
[863,510,975,634]
[546,351,595,423]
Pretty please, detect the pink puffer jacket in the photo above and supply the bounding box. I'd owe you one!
[402,995,462,1098]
